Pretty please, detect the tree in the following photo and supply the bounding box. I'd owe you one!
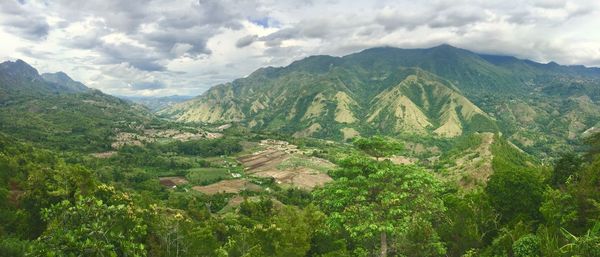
[568,157,600,230]
[551,153,582,187]
[217,206,322,257]
[584,132,600,160]
[314,156,445,257]
[486,169,544,223]
[353,136,403,160]
[512,234,541,257]
[30,185,147,257]
[539,187,578,231]
[439,190,500,256]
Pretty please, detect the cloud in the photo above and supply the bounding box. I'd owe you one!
[130,80,166,90]
[236,35,258,48]
[0,1,49,40]
[17,47,53,59]
[0,0,599,97]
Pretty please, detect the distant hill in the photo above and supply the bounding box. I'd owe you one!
[0,60,155,152]
[122,95,194,112]
[0,60,90,100]
[161,45,600,158]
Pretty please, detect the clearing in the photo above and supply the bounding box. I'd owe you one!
[237,140,335,190]
[192,179,262,195]
[159,176,189,188]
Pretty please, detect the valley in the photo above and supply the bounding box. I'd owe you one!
[1,45,600,256]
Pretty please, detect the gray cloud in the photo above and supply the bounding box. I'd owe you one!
[95,42,166,71]
[0,1,49,40]
[0,0,599,96]
[428,11,486,28]
[3,19,49,40]
[8,0,247,72]
[17,47,53,59]
[130,80,166,90]
[236,35,258,48]
[375,10,432,31]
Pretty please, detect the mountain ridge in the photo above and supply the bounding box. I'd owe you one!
[161,44,600,157]
[0,59,155,152]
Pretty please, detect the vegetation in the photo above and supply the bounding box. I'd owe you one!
[2,54,600,256]
[162,45,600,159]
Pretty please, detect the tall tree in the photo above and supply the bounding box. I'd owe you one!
[314,156,445,257]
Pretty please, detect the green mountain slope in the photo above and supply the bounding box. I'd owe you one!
[0,60,155,152]
[161,66,497,140]
[162,45,600,158]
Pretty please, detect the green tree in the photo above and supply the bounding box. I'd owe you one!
[512,234,541,257]
[486,169,544,223]
[30,186,147,257]
[439,190,500,256]
[551,153,582,187]
[568,156,600,229]
[353,136,403,160]
[314,156,445,257]
[539,187,578,231]
[217,206,322,257]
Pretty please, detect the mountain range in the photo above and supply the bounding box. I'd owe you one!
[2,44,600,158]
[161,44,600,158]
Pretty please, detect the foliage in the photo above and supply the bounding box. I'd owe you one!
[512,234,540,257]
[551,153,582,187]
[30,194,147,257]
[439,190,499,256]
[171,138,243,157]
[486,168,544,223]
[352,136,403,160]
[314,155,445,256]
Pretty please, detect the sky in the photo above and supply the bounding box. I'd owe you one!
[1,0,599,97]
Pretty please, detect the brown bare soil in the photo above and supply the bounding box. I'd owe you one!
[236,140,334,190]
[192,179,261,195]
[253,168,332,190]
[8,181,23,207]
[159,176,189,187]
[385,155,418,165]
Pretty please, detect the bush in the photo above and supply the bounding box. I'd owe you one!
[513,234,540,257]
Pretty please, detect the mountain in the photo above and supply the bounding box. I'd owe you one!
[122,95,194,112]
[161,66,496,140]
[0,60,90,101]
[41,71,90,93]
[0,60,155,152]
[162,45,600,157]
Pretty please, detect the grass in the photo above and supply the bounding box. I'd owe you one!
[186,167,230,185]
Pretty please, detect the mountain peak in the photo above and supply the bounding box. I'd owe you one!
[0,59,39,78]
[432,43,456,49]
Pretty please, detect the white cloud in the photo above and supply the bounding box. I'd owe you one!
[0,0,599,96]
